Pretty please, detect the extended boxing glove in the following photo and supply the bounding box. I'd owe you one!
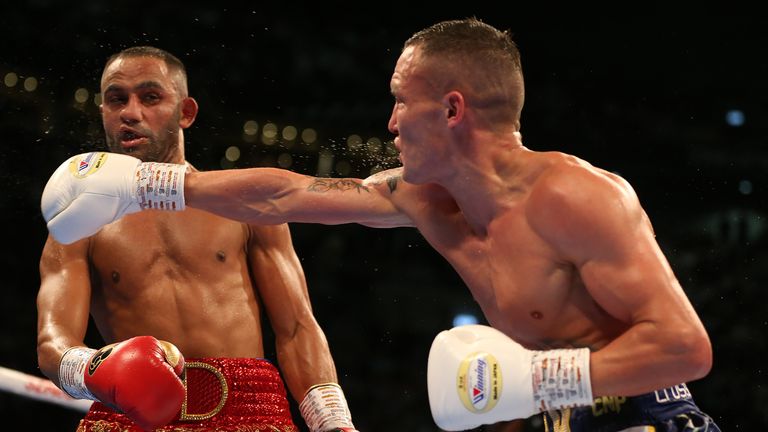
[427,324,593,431]
[299,383,359,432]
[59,336,186,431]
[41,152,187,245]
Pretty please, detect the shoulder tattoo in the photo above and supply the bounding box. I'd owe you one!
[386,175,401,193]
[365,173,402,194]
[307,178,370,193]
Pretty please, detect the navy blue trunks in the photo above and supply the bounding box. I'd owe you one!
[542,383,720,432]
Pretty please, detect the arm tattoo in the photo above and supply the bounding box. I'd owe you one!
[307,178,370,193]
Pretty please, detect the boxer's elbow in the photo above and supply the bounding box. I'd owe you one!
[36,338,61,384]
[672,325,713,382]
[688,333,713,382]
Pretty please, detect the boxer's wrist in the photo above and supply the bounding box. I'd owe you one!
[58,346,98,401]
[299,383,357,432]
[135,162,186,211]
[531,347,592,412]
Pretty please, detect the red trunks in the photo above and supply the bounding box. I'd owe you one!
[76,357,298,432]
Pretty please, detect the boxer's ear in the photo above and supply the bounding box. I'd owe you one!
[443,91,465,127]
[179,97,198,129]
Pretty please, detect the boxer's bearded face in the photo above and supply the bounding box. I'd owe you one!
[100,56,185,163]
[103,106,182,163]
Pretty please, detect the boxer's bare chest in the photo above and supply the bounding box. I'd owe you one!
[86,210,266,354]
[89,209,248,291]
[413,200,616,350]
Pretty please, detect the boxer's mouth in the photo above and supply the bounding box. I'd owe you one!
[119,129,148,149]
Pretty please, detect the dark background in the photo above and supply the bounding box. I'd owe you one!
[1,3,765,430]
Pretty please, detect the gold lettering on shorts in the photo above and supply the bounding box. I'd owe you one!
[591,395,627,417]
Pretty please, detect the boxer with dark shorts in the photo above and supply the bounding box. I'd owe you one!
[544,384,720,432]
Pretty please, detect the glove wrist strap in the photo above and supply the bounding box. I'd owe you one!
[299,383,356,432]
[59,346,98,401]
[135,162,187,211]
[531,347,592,412]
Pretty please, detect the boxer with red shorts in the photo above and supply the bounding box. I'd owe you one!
[77,358,300,431]
[37,46,356,432]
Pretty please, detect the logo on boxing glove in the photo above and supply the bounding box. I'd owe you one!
[457,352,502,413]
[88,345,116,376]
[68,152,108,179]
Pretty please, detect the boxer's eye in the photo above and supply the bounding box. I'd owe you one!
[142,93,161,104]
[107,95,127,105]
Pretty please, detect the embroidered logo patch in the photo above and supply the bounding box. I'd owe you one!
[457,352,501,413]
[68,152,107,178]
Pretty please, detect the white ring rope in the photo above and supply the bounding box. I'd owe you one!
[0,365,92,412]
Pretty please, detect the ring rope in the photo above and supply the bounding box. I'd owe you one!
[0,365,92,412]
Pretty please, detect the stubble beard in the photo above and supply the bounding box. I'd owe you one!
[104,117,181,163]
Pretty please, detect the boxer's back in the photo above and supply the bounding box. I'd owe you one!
[88,207,265,358]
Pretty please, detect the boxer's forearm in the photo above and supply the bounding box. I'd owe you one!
[185,168,304,224]
[36,335,79,386]
[185,168,411,227]
[37,315,89,386]
[589,320,712,397]
[277,323,359,432]
[275,321,338,401]
[37,295,91,386]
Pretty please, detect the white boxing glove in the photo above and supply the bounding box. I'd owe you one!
[427,324,592,431]
[41,152,187,245]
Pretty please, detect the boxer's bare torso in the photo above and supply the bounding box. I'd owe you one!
[87,208,266,358]
[389,150,634,351]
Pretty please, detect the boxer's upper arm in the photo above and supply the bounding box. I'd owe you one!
[37,236,93,382]
[528,166,712,394]
[246,223,313,333]
[528,167,692,324]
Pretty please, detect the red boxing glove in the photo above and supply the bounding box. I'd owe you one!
[59,336,186,431]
